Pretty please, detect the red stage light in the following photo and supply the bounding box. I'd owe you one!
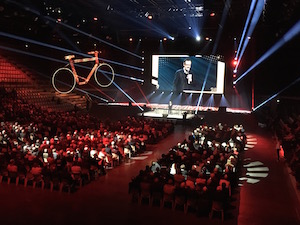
[232,59,238,66]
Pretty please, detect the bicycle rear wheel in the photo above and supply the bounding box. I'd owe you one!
[94,63,115,88]
[52,68,76,94]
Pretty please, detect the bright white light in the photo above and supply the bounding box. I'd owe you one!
[196,36,201,41]
[170,36,175,41]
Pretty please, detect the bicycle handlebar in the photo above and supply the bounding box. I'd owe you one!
[87,51,98,55]
[65,55,75,60]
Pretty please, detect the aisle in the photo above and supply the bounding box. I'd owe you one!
[238,129,300,225]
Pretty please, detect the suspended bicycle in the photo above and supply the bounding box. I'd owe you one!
[52,51,115,94]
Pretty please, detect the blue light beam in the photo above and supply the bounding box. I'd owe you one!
[235,0,257,60]
[234,20,300,84]
[6,0,142,59]
[0,45,143,109]
[253,77,300,111]
[0,32,143,71]
[195,0,232,114]
[235,0,264,71]
[0,45,143,83]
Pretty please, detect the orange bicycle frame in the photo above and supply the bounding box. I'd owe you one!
[65,51,99,85]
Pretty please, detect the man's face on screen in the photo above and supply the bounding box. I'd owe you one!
[183,60,192,73]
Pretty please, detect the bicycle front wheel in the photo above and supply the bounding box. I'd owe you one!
[52,68,76,94]
[94,63,115,88]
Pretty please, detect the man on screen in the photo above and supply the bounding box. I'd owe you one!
[172,59,193,92]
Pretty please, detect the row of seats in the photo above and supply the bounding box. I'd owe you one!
[129,123,245,221]
[0,58,31,83]
[0,87,175,193]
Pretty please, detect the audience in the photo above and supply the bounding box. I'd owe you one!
[258,100,300,182]
[0,88,174,191]
[129,122,246,216]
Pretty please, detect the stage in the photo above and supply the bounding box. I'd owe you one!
[93,102,252,124]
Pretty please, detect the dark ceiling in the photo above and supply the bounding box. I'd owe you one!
[1,0,247,40]
[1,0,299,49]
[0,0,299,97]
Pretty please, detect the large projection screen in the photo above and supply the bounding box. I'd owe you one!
[152,55,225,94]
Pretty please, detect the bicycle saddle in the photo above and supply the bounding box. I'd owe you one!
[65,55,75,60]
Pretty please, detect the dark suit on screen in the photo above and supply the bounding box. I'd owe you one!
[172,69,191,92]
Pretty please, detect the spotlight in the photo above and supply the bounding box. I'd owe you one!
[196,36,201,41]
[233,74,236,78]
[233,69,237,73]
[170,36,175,41]
[232,59,238,66]
[188,26,192,30]
[148,15,153,20]
[129,37,133,42]
[210,12,215,17]
[93,17,98,21]
[163,37,167,41]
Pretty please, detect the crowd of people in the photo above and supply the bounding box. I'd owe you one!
[0,87,174,191]
[129,122,246,217]
[261,100,300,182]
